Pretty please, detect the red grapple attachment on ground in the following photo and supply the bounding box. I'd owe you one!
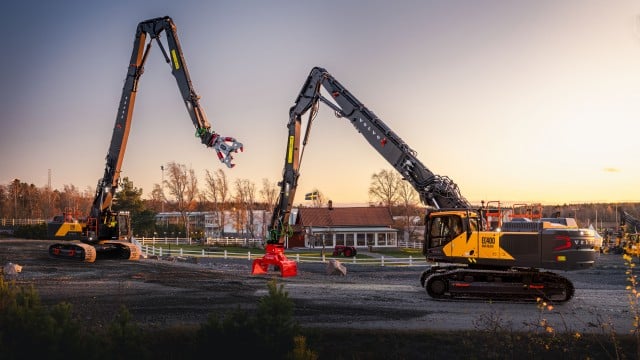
[252,244,298,277]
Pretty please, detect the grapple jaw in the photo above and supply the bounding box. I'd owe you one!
[252,244,298,277]
[198,129,244,168]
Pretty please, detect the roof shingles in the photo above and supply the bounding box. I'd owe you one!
[297,207,393,227]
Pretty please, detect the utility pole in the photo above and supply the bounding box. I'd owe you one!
[13,179,18,219]
[161,165,165,212]
[47,169,52,219]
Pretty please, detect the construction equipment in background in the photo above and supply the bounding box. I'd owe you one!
[481,200,503,230]
[510,203,543,221]
[618,209,640,256]
[48,16,243,262]
[480,202,543,230]
[620,209,640,233]
[254,66,597,303]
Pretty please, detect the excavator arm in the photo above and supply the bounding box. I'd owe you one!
[254,66,470,277]
[92,16,242,218]
[89,16,242,238]
[49,16,242,261]
[269,67,469,245]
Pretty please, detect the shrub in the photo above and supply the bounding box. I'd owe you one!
[12,223,47,239]
[196,278,314,359]
[0,275,84,360]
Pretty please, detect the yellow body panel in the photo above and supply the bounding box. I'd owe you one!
[171,49,180,70]
[287,135,294,163]
[443,231,515,261]
[54,222,84,237]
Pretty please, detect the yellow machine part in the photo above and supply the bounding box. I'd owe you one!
[101,241,141,260]
[442,231,515,261]
[52,221,85,238]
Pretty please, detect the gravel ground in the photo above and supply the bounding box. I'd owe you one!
[0,239,635,334]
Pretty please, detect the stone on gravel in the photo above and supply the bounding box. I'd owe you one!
[326,259,347,276]
[3,262,22,276]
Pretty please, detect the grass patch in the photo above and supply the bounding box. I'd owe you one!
[370,247,423,258]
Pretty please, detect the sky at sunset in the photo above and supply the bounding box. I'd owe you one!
[2,0,640,207]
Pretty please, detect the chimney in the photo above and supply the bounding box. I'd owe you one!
[328,200,333,210]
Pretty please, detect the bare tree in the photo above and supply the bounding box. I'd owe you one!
[397,178,421,240]
[204,168,230,237]
[40,184,58,219]
[368,169,399,207]
[10,179,21,218]
[56,184,88,219]
[259,178,279,238]
[260,178,278,210]
[81,186,94,212]
[0,185,8,218]
[195,192,208,212]
[234,178,257,238]
[149,183,165,212]
[164,162,198,238]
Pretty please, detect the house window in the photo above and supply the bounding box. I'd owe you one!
[387,232,397,246]
[345,233,354,246]
[357,233,366,246]
[314,232,333,247]
[377,233,386,246]
[335,233,345,246]
[366,233,374,246]
[324,233,334,247]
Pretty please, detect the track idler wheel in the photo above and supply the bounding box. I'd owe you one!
[540,276,575,303]
[426,275,448,299]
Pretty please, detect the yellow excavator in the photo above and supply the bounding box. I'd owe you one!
[254,66,597,302]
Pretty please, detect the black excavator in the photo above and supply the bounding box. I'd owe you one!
[47,16,243,262]
[253,66,597,302]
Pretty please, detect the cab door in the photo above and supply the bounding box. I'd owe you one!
[437,215,479,260]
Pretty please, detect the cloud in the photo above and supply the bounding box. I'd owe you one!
[603,167,620,173]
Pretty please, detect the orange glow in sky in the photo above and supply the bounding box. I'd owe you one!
[2,1,639,206]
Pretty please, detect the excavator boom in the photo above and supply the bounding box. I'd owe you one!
[269,67,469,246]
[93,16,242,220]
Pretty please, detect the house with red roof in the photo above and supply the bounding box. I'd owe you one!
[288,205,399,249]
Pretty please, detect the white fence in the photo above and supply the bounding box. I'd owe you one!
[139,244,426,267]
[0,218,46,227]
[138,237,424,249]
[397,240,423,249]
[137,237,262,247]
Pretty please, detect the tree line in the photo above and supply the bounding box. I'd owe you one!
[2,164,638,238]
[0,163,282,238]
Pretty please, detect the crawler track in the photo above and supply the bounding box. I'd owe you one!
[420,266,575,303]
[48,242,97,262]
[48,240,140,262]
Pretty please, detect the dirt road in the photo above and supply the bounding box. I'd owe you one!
[0,239,634,334]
